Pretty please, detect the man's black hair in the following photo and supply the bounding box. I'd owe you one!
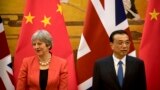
[109,30,129,42]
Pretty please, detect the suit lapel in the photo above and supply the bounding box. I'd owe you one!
[108,57,121,87]
[123,56,132,87]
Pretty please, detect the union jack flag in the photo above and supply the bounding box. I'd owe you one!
[77,0,136,89]
[0,17,15,90]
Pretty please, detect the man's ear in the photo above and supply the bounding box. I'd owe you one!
[110,42,114,50]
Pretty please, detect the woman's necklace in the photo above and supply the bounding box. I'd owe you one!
[39,60,50,66]
[38,56,51,66]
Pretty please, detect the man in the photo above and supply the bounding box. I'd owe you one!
[92,30,146,90]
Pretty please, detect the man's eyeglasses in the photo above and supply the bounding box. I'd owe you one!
[113,40,130,46]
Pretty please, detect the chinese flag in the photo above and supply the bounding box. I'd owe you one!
[76,0,135,89]
[139,0,160,90]
[0,17,15,90]
[13,0,77,90]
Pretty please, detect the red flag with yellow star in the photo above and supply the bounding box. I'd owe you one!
[139,0,160,90]
[13,0,77,90]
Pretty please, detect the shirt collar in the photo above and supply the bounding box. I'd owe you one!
[112,54,126,66]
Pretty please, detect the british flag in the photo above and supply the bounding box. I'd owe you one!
[76,0,136,89]
[0,17,15,90]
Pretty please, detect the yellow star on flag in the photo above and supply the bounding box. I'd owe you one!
[24,12,35,24]
[41,16,51,27]
[150,9,160,20]
[57,4,62,14]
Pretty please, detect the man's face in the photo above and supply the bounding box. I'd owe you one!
[110,34,130,59]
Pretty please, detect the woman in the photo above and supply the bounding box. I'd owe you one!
[16,30,68,90]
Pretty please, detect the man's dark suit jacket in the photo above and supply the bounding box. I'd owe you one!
[92,55,146,90]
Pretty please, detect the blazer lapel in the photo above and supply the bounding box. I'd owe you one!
[47,57,56,81]
[31,56,40,88]
[46,55,57,89]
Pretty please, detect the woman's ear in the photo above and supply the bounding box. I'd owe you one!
[48,45,51,49]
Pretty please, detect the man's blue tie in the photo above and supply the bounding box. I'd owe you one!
[118,61,123,87]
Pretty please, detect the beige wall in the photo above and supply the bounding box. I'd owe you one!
[0,0,147,56]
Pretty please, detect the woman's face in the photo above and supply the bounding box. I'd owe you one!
[32,39,50,56]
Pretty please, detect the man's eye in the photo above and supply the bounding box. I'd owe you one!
[116,42,123,45]
[38,43,42,45]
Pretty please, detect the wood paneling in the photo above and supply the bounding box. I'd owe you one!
[0,0,147,57]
